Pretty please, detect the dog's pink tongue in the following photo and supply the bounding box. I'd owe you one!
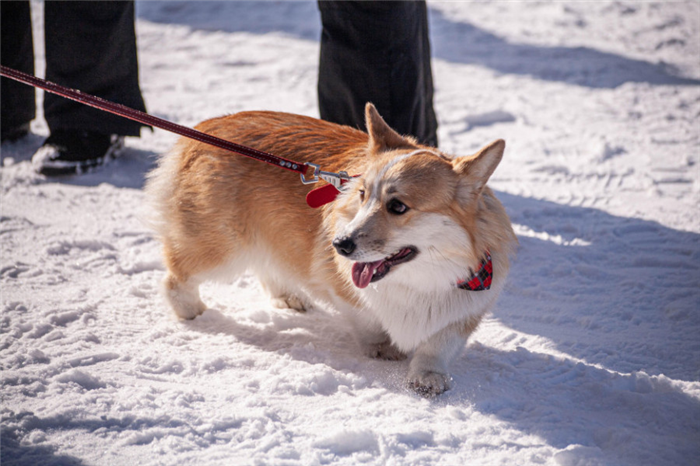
[351,260,383,289]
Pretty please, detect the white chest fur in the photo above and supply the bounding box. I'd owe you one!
[355,259,507,352]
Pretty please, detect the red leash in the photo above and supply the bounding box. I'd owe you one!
[0,65,349,206]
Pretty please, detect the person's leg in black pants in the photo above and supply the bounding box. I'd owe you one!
[43,0,146,137]
[317,1,438,147]
[1,1,36,142]
[1,1,148,174]
[31,0,148,175]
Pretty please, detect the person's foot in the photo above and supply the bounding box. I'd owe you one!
[31,130,124,176]
[1,122,30,143]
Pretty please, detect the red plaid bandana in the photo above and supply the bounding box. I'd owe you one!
[456,251,492,291]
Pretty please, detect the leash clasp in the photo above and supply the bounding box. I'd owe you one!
[300,163,351,189]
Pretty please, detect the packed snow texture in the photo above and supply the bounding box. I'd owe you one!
[2,1,699,465]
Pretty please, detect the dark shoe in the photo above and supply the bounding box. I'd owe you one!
[1,122,30,143]
[32,130,124,176]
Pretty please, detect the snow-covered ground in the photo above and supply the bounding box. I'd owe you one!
[2,1,699,465]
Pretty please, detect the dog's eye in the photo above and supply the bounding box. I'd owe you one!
[387,199,409,215]
[359,189,365,201]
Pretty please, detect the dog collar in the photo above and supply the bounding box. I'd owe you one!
[456,252,492,291]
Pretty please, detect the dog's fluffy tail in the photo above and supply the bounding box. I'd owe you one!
[141,141,184,239]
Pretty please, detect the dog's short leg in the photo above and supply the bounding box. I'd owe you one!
[270,294,308,313]
[342,308,406,361]
[370,338,407,361]
[260,278,308,312]
[407,320,474,397]
[163,273,206,320]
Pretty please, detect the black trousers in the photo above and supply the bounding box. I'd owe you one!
[1,1,147,136]
[318,1,438,147]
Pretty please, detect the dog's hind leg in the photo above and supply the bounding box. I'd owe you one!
[163,272,206,320]
[271,294,308,313]
[160,241,220,320]
[259,278,309,313]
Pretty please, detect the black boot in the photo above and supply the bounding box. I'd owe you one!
[31,130,124,176]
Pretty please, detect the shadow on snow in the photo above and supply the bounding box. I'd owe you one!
[495,192,700,383]
[428,8,700,89]
[1,427,87,466]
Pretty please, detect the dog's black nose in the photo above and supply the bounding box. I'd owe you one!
[333,237,356,256]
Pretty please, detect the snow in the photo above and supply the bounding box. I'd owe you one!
[1,1,699,465]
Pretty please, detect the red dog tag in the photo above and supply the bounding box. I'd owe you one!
[306,183,341,208]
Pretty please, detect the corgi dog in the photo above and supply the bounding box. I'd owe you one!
[145,103,516,396]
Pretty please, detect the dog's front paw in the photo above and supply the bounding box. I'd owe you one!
[406,370,452,397]
[367,340,407,361]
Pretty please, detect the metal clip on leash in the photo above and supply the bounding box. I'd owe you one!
[300,163,351,189]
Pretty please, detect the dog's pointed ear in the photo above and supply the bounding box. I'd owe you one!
[365,103,416,153]
[453,139,505,201]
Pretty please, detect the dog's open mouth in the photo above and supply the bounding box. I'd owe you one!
[351,247,418,289]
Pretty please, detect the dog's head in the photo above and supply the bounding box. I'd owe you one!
[331,103,506,291]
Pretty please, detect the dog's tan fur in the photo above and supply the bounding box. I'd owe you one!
[146,104,516,396]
